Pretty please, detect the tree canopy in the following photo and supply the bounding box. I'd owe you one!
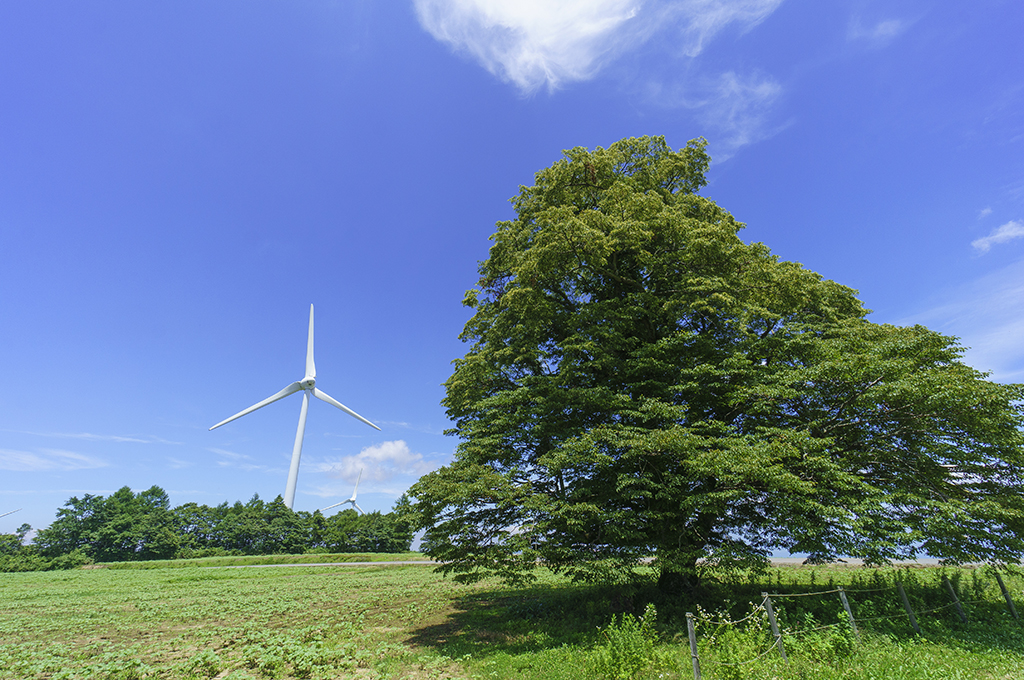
[410,135,1024,592]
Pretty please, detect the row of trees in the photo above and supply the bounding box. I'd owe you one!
[1,486,415,569]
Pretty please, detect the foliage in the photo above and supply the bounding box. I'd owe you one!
[410,134,1024,591]
[25,488,414,570]
[591,603,668,680]
[34,486,179,562]
[0,521,93,572]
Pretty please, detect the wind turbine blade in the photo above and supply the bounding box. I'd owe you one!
[209,382,303,430]
[353,502,364,515]
[312,388,381,431]
[320,501,346,512]
[352,468,362,500]
[305,304,316,380]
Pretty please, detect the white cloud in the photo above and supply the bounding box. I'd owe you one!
[413,0,641,91]
[671,0,784,57]
[0,449,108,472]
[978,207,993,219]
[315,440,434,485]
[901,257,1024,383]
[848,17,910,45]
[413,0,783,92]
[972,219,1024,253]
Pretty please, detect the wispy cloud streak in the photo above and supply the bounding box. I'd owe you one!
[847,17,910,46]
[671,0,784,57]
[0,449,108,472]
[1,429,180,445]
[208,448,272,472]
[901,257,1024,383]
[972,220,1024,253]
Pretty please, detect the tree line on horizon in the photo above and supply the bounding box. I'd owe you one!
[0,485,416,572]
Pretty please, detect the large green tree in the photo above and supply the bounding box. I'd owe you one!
[35,486,178,561]
[411,136,1024,592]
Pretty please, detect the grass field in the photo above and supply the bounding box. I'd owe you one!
[2,557,1024,679]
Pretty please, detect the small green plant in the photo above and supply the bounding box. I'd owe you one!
[184,650,222,679]
[591,603,664,680]
[695,602,773,680]
[785,610,855,663]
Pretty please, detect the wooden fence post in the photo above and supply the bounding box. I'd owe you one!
[686,612,702,680]
[897,582,921,635]
[762,592,788,663]
[942,575,968,623]
[837,586,860,642]
[993,569,1020,621]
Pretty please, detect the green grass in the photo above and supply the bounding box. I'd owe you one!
[1,561,1023,679]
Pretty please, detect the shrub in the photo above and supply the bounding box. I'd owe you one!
[591,603,668,680]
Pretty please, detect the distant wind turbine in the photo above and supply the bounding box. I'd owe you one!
[210,305,380,509]
[320,469,364,514]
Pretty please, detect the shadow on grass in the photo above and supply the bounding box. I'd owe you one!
[405,580,650,658]
[405,566,1024,663]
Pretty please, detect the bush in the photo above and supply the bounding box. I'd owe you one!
[591,603,669,680]
[49,548,94,570]
[0,552,51,572]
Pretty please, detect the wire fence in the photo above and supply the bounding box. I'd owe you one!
[682,567,1022,680]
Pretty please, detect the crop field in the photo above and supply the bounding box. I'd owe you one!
[2,559,1024,679]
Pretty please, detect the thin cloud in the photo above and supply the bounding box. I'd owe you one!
[209,447,271,472]
[848,17,911,45]
[901,257,1024,383]
[978,207,993,219]
[0,448,108,472]
[671,0,784,58]
[1,429,180,445]
[644,69,785,159]
[209,448,253,461]
[972,220,1024,253]
[0,488,115,496]
[699,71,785,157]
[413,0,783,93]
[315,440,434,485]
[375,420,447,435]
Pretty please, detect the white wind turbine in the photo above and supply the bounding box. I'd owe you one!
[320,468,364,514]
[0,509,21,520]
[210,305,380,509]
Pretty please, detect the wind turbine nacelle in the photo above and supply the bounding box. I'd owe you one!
[300,378,316,389]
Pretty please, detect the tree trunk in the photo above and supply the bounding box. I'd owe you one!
[657,558,701,595]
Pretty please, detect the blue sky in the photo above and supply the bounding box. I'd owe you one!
[2,1,1022,534]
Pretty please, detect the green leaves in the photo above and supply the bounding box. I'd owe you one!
[413,135,1024,590]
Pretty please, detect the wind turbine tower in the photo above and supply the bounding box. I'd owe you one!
[320,469,364,514]
[210,305,380,509]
